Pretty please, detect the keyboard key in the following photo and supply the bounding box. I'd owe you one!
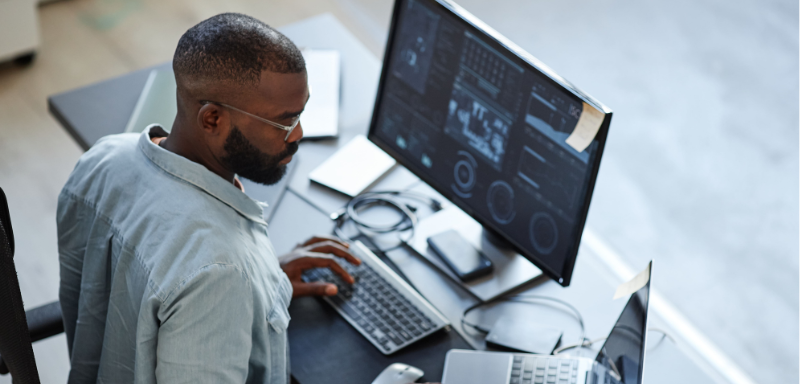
[524,359,534,372]
[385,331,404,346]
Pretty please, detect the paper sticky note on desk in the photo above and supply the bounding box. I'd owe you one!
[613,262,651,300]
[565,102,604,152]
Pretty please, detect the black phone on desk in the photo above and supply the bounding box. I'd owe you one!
[427,230,493,282]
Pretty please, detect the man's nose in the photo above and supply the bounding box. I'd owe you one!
[287,122,303,143]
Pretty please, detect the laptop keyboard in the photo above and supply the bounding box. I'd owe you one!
[510,355,580,384]
[302,242,449,355]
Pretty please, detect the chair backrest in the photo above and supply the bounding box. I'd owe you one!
[0,187,40,383]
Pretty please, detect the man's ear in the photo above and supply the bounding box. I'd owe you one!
[197,103,228,138]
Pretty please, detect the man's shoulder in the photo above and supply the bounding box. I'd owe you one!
[85,132,141,164]
[68,133,141,178]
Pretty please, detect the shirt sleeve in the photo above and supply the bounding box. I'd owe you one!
[156,263,254,383]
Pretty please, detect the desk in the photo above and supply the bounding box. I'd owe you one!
[48,13,715,384]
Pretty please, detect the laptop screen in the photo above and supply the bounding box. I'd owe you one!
[593,263,652,384]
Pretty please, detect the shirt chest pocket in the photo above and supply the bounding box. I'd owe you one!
[266,275,293,334]
[267,303,290,334]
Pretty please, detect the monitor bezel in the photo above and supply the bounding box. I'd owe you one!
[367,0,613,286]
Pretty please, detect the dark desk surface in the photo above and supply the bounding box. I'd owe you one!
[48,13,715,384]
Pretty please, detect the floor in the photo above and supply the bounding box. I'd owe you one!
[0,0,796,383]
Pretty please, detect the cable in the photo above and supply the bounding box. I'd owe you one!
[553,327,675,355]
[331,190,442,253]
[553,337,606,355]
[460,294,588,356]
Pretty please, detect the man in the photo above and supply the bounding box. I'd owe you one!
[57,13,356,383]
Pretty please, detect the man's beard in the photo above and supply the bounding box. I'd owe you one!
[220,126,298,185]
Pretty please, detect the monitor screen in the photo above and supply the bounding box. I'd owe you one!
[368,0,612,286]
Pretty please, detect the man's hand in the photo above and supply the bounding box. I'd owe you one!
[279,235,361,298]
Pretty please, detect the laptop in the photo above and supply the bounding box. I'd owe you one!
[442,261,653,384]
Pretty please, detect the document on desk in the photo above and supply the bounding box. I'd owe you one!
[309,135,395,197]
[300,49,341,139]
[125,70,177,133]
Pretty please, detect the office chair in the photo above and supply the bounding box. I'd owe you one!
[0,187,65,383]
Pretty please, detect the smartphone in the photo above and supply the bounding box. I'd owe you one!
[427,230,494,282]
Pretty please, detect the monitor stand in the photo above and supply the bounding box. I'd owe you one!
[408,205,543,302]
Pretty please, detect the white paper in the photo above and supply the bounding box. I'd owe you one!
[309,135,395,197]
[565,102,604,152]
[613,262,651,300]
[301,50,340,138]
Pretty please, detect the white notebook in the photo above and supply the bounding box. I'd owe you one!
[309,135,396,197]
[301,49,341,139]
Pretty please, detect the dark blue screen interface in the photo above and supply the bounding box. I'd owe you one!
[372,0,604,282]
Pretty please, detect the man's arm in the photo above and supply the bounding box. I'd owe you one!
[156,263,254,383]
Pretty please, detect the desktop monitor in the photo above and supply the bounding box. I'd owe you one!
[368,0,612,286]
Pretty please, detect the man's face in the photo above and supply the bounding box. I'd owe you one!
[219,70,308,185]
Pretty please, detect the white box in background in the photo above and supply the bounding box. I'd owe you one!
[0,0,40,63]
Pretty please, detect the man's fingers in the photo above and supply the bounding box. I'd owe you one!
[292,281,338,298]
[301,235,350,248]
[296,254,354,284]
[305,242,361,265]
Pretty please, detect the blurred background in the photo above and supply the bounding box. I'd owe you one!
[0,0,796,383]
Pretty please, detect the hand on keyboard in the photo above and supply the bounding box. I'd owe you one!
[280,235,361,298]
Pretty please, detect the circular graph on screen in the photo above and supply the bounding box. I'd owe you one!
[486,180,516,224]
[451,150,477,198]
[529,212,558,255]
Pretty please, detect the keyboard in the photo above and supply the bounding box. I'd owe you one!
[510,355,581,384]
[302,241,450,355]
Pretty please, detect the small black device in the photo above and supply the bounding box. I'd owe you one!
[484,315,563,355]
[427,230,493,282]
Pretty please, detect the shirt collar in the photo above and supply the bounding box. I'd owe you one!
[138,124,268,225]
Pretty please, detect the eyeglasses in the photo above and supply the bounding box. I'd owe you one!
[201,101,301,141]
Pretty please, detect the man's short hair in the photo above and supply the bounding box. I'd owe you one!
[173,13,305,87]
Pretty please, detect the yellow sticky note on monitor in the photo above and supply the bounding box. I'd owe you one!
[613,262,651,300]
[565,102,604,152]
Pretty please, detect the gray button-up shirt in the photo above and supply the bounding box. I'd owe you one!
[57,125,293,384]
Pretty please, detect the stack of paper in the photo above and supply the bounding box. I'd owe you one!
[301,49,341,139]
